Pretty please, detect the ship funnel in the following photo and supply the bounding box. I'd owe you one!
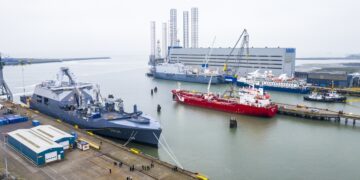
[133,104,137,113]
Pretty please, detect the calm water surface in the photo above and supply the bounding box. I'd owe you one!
[4,57,360,180]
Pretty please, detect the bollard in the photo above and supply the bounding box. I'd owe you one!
[229,117,237,128]
[154,86,158,93]
[353,120,356,126]
[345,118,348,125]
[151,89,153,96]
[157,104,161,113]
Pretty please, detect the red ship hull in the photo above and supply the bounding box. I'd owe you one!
[172,90,278,118]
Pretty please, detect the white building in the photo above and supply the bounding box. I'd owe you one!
[168,47,296,76]
[191,7,199,48]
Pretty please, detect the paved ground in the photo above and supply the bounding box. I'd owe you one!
[0,101,198,180]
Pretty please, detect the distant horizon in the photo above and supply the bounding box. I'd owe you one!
[0,0,359,58]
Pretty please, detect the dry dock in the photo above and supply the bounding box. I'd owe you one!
[0,100,201,180]
[276,102,360,125]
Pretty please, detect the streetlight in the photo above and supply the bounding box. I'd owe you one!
[2,133,8,178]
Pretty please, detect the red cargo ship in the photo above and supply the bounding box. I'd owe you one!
[171,87,278,118]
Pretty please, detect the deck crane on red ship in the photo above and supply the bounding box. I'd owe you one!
[223,29,249,83]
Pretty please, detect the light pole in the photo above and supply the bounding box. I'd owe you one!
[2,134,8,178]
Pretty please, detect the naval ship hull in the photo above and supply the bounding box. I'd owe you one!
[28,99,161,147]
[236,81,310,94]
[154,72,224,84]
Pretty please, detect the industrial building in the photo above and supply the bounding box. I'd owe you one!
[295,71,360,88]
[168,47,296,76]
[7,129,64,166]
[31,125,75,150]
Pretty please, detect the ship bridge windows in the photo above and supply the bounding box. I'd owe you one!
[36,95,42,103]
[44,97,49,105]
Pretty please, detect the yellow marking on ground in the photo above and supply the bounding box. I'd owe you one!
[87,131,94,136]
[130,148,141,154]
[78,138,100,150]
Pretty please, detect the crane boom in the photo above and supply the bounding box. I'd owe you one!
[223,29,249,76]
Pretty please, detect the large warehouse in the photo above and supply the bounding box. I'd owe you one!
[168,47,296,76]
[7,129,64,166]
[31,125,75,150]
[295,71,360,88]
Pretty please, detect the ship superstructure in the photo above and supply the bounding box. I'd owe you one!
[172,85,278,117]
[21,67,162,146]
[237,70,310,94]
[153,62,224,84]
[304,90,347,103]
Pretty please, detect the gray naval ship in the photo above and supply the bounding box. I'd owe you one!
[21,67,162,147]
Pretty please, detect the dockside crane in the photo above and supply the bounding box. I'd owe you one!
[0,53,13,101]
[223,29,249,83]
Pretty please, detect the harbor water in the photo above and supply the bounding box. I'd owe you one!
[4,56,360,180]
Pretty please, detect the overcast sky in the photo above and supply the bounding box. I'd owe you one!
[0,0,359,58]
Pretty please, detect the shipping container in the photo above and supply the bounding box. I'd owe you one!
[32,120,41,126]
[5,115,28,124]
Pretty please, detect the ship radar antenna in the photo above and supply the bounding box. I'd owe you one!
[0,53,13,101]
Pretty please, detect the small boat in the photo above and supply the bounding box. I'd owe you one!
[304,90,347,103]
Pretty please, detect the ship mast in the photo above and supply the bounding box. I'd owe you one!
[203,36,216,71]
[60,67,84,108]
[207,75,213,94]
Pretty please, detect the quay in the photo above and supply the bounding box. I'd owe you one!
[276,102,360,125]
[0,100,201,180]
[309,86,360,97]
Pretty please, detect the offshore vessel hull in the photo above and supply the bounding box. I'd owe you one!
[28,99,161,146]
[172,90,278,118]
[154,72,223,84]
[236,81,310,94]
[22,67,162,147]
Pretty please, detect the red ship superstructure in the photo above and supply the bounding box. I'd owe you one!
[171,86,278,118]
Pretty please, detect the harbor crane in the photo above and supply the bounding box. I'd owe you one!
[223,29,249,82]
[0,53,13,101]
